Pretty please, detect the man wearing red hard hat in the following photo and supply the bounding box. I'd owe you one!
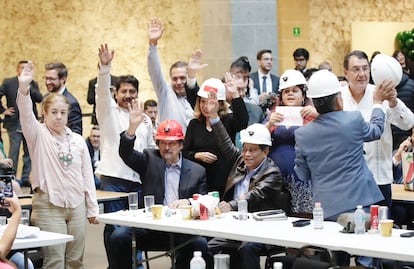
[112,99,212,269]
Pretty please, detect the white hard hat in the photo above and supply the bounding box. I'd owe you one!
[198,78,226,101]
[278,69,307,91]
[307,70,340,98]
[240,123,272,146]
[371,54,403,87]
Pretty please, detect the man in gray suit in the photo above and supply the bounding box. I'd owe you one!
[294,69,389,220]
[115,105,211,269]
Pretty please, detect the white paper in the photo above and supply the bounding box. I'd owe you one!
[275,106,303,126]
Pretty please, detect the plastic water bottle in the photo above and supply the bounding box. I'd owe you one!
[190,251,206,269]
[273,261,283,269]
[354,205,366,234]
[313,202,324,229]
[237,195,248,221]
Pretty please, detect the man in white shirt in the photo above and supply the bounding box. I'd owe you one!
[95,44,154,268]
[340,50,414,215]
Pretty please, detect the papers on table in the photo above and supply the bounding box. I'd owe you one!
[0,224,40,239]
[275,106,303,126]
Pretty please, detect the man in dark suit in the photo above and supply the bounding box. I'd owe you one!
[250,49,280,95]
[114,107,211,269]
[0,60,43,187]
[44,62,82,135]
[85,125,100,189]
[86,63,118,125]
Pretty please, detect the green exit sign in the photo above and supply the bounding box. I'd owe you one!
[293,27,301,37]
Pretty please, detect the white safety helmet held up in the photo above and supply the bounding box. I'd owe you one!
[240,123,272,146]
[278,69,307,92]
[307,70,341,98]
[198,78,226,101]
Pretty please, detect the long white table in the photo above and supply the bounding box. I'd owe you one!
[99,209,414,264]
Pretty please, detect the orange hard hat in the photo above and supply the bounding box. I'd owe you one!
[155,120,185,141]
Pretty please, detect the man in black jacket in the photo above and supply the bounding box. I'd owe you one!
[205,90,285,269]
[115,102,212,269]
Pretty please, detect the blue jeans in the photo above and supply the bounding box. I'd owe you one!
[8,251,34,269]
[7,129,31,181]
[100,175,142,269]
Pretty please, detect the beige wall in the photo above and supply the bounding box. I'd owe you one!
[278,0,414,76]
[0,0,201,134]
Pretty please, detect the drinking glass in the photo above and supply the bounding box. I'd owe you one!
[144,195,155,217]
[128,192,138,211]
[20,209,30,225]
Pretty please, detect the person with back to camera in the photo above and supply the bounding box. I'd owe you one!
[294,69,390,266]
[264,69,318,216]
[117,101,212,269]
[17,61,99,269]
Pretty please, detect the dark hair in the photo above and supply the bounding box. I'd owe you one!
[337,76,347,82]
[256,49,272,60]
[312,93,340,114]
[293,48,309,60]
[17,60,28,67]
[169,61,188,76]
[343,50,369,69]
[45,62,68,79]
[230,56,251,73]
[115,75,139,92]
[303,68,319,80]
[92,125,100,131]
[144,99,158,110]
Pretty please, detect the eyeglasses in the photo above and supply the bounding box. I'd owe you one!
[347,66,370,75]
[43,76,59,81]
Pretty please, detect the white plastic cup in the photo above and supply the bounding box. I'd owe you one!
[0,216,6,225]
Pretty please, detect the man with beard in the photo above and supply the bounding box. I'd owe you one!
[95,44,154,269]
[44,62,82,135]
[251,49,280,96]
[116,113,212,269]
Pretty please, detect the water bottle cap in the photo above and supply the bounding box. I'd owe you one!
[357,205,363,209]
[315,202,321,207]
[193,251,202,257]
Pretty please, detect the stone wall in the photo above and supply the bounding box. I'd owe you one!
[0,0,201,131]
[278,0,414,75]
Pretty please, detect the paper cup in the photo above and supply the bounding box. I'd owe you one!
[180,205,192,220]
[380,219,393,237]
[152,205,163,220]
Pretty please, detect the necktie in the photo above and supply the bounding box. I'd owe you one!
[262,76,267,93]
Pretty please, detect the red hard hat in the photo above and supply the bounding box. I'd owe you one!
[155,120,185,141]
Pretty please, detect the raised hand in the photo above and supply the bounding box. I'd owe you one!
[187,49,208,78]
[148,17,164,45]
[18,61,34,94]
[98,44,114,66]
[224,72,240,99]
[126,99,145,136]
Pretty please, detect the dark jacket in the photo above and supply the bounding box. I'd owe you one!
[0,76,42,130]
[119,131,207,207]
[85,137,99,172]
[212,120,284,212]
[392,73,414,142]
[250,71,280,94]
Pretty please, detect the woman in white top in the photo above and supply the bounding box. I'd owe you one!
[17,61,99,269]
